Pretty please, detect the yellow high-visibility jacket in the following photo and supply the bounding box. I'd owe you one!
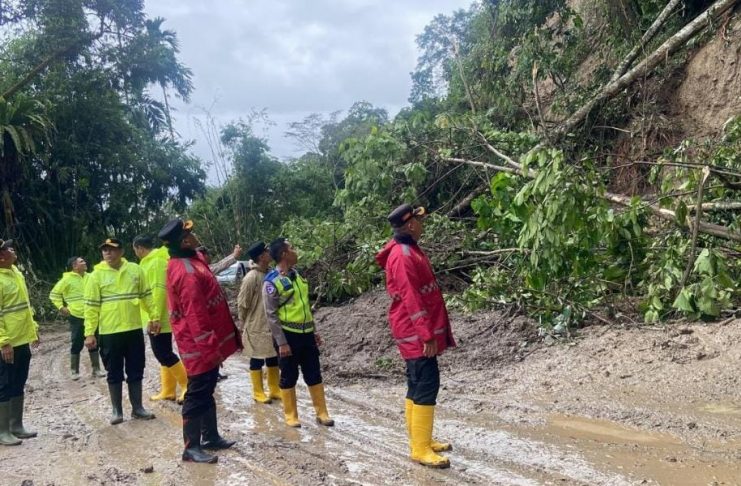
[49,271,88,318]
[84,259,153,336]
[0,265,39,347]
[139,246,171,333]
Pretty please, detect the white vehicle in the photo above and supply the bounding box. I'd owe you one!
[215,261,248,285]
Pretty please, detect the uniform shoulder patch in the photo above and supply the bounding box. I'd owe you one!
[265,282,276,295]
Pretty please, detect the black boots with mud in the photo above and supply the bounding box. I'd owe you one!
[182,415,218,464]
[89,350,106,378]
[200,406,235,450]
[108,383,124,425]
[70,354,80,381]
[9,394,37,439]
[0,401,21,446]
[128,381,155,420]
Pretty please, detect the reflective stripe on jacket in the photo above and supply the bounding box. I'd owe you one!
[262,268,314,345]
[166,255,242,375]
[49,272,88,318]
[139,246,171,332]
[0,265,39,347]
[83,259,153,336]
[375,237,455,360]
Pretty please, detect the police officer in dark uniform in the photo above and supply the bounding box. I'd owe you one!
[262,237,333,428]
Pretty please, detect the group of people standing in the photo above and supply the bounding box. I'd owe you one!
[0,202,456,469]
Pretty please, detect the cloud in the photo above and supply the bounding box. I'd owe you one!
[145,0,473,169]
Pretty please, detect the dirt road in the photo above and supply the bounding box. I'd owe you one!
[3,295,741,485]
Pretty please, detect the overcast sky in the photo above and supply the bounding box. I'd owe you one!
[144,0,472,180]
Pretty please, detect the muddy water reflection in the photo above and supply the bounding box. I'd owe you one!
[174,358,741,485]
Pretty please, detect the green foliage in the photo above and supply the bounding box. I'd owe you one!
[281,214,387,303]
[0,1,205,275]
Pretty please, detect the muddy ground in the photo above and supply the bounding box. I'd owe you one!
[3,290,741,485]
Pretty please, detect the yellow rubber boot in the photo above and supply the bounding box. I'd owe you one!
[410,404,450,468]
[405,399,451,453]
[169,361,189,404]
[280,388,301,427]
[250,370,271,404]
[266,366,281,400]
[150,366,176,401]
[308,383,334,426]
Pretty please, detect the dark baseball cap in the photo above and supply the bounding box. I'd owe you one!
[158,219,194,244]
[98,238,123,249]
[247,241,267,261]
[0,239,13,250]
[388,204,426,228]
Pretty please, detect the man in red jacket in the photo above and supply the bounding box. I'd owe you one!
[158,219,243,464]
[375,204,456,469]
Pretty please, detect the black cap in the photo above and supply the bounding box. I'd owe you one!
[388,204,426,228]
[98,238,123,249]
[247,241,267,261]
[0,239,13,250]
[158,219,194,244]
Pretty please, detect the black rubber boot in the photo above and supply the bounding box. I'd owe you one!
[200,406,235,450]
[128,381,155,420]
[0,401,21,446]
[108,383,124,425]
[89,350,106,378]
[182,415,218,463]
[70,354,80,381]
[9,395,36,438]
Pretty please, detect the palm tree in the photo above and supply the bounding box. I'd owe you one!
[127,17,193,138]
[0,95,51,234]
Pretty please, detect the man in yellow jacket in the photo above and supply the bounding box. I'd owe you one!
[132,235,188,402]
[0,239,39,446]
[84,238,157,425]
[49,256,106,380]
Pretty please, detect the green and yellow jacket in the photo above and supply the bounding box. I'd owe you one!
[139,246,171,333]
[49,271,88,318]
[0,265,39,347]
[84,259,153,336]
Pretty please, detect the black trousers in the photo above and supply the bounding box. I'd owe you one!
[0,344,31,402]
[249,356,278,370]
[182,366,219,419]
[278,331,322,389]
[70,315,98,354]
[405,356,440,406]
[98,329,145,385]
[148,332,180,367]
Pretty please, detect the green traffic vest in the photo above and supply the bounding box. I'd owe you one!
[268,269,314,333]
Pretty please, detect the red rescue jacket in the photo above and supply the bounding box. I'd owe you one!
[376,236,455,360]
[166,253,242,375]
